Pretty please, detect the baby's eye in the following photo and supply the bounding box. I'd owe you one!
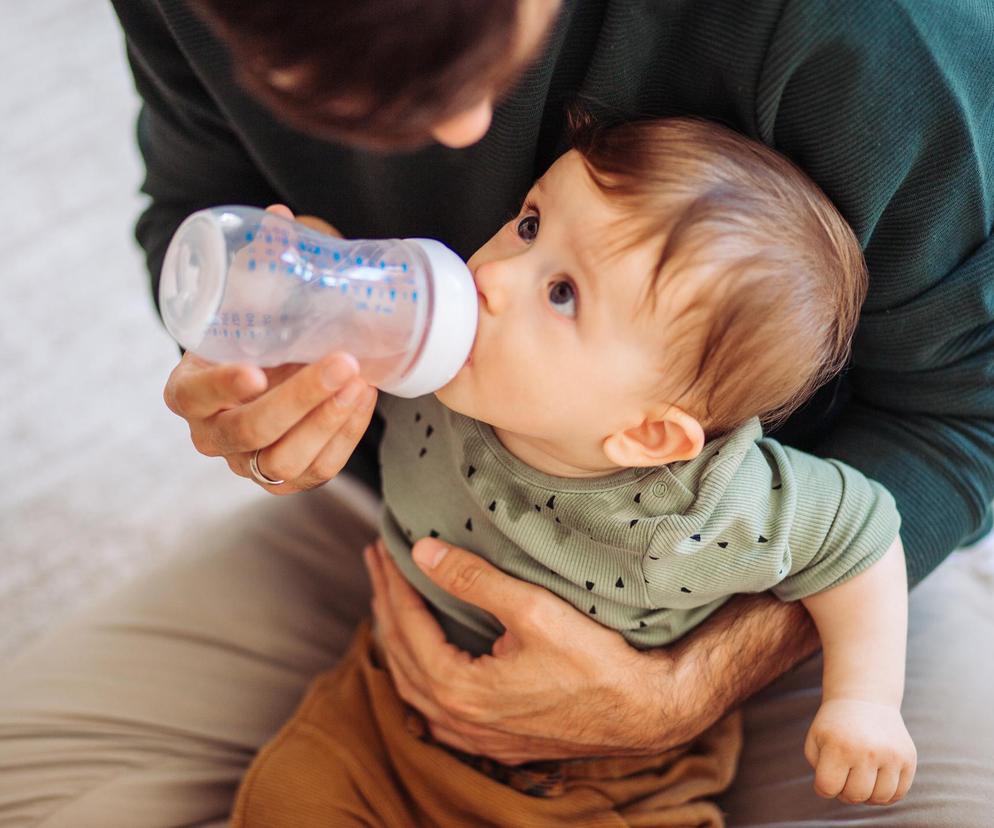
[516,213,539,242]
[548,279,577,318]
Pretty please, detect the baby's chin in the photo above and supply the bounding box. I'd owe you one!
[434,377,500,427]
[433,375,474,416]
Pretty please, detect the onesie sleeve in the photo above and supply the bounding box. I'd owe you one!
[766,441,901,602]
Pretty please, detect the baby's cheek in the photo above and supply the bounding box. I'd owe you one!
[524,375,573,421]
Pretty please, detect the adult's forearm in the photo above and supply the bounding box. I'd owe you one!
[655,592,820,747]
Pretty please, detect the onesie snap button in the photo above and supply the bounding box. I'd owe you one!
[650,480,667,497]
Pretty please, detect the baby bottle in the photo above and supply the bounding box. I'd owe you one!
[158,206,477,397]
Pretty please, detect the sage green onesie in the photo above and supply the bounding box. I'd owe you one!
[378,394,901,656]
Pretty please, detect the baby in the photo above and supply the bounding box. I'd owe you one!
[233,117,916,827]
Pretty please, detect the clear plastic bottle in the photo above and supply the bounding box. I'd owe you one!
[159,206,477,397]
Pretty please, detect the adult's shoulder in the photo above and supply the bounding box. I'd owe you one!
[754,0,994,146]
[748,0,993,298]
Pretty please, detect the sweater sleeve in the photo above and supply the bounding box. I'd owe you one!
[756,0,994,585]
[110,0,281,318]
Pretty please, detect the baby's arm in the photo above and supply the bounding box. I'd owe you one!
[800,536,916,805]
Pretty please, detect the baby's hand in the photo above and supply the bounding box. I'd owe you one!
[803,698,916,806]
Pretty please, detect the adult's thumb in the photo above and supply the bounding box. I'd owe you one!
[411,537,532,620]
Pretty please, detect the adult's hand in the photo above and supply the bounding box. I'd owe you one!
[162,205,378,494]
[364,537,707,765]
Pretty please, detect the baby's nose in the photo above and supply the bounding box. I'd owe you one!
[473,259,509,315]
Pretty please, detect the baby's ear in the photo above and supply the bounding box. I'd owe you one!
[602,405,705,467]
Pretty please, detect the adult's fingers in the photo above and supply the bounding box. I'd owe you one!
[367,542,452,682]
[211,351,359,455]
[164,352,267,425]
[365,544,446,713]
[264,203,342,238]
[296,214,343,237]
[251,382,376,489]
[410,537,551,630]
[378,635,443,725]
[264,203,294,220]
[378,540,453,649]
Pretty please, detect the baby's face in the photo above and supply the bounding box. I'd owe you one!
[436,151,692,475]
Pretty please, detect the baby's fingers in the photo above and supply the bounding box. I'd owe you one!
[812,747,851,800]
[803,730,820,770]
[867,765,900,805]
[889,762,916,804]
[838,763,877,804]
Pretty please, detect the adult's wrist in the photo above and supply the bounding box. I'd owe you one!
[645,595,821,751]
[629,643,716,753]
[702,595,821,709]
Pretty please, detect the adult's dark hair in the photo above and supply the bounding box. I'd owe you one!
[191,0,521,149]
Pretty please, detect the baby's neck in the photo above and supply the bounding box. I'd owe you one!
[492,427,623,479]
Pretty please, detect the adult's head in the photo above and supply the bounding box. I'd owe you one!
[191,0,561,150]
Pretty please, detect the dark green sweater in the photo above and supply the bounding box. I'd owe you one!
[111,0,994,587]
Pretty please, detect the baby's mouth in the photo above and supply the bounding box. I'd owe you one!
[464,293,484,367]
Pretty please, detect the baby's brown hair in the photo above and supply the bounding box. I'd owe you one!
[571,115,867,436]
